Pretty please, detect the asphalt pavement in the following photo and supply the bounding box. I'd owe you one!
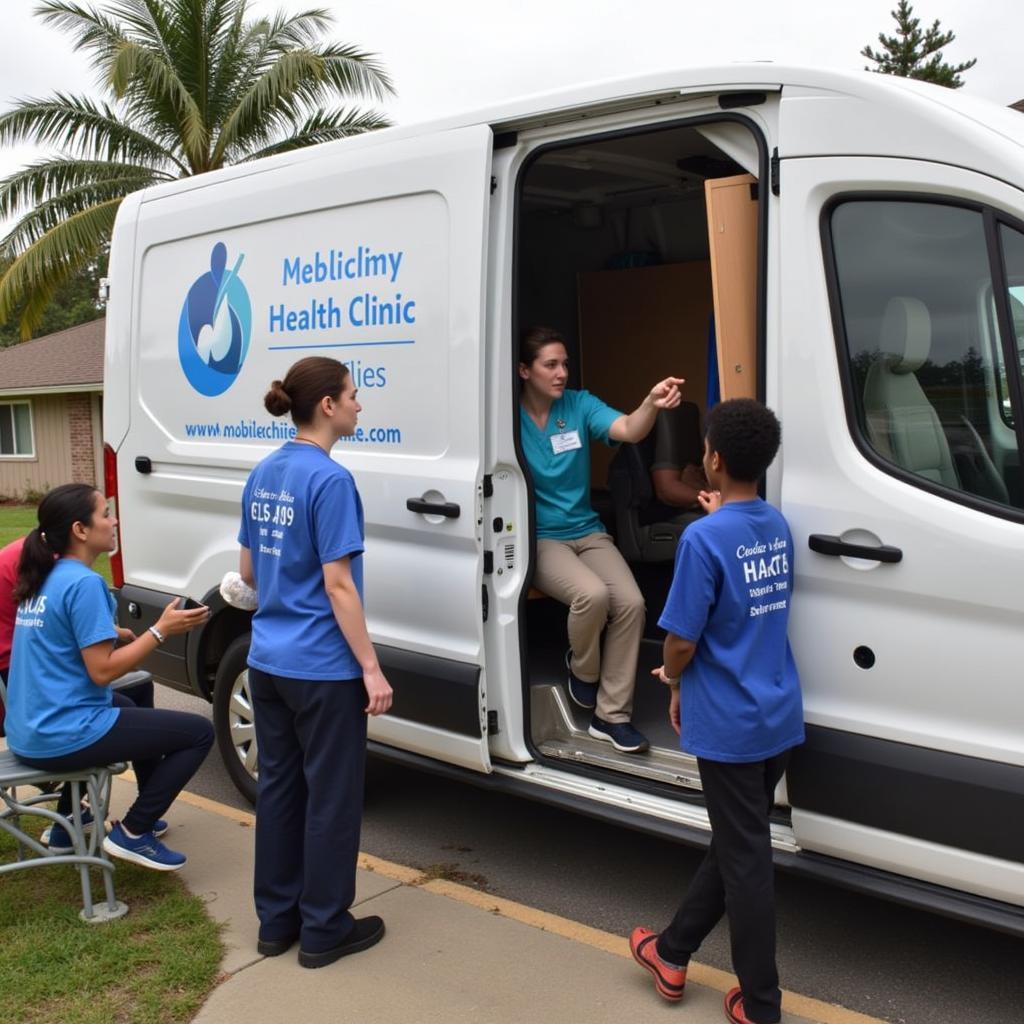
[156,685,1024,1024]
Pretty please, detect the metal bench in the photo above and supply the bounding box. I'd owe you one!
[0,677,131,922]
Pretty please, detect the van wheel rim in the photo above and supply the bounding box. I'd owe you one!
[229,669,259,780]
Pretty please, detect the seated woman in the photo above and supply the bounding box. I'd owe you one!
[519,326,683,754]
[4,483,213,871]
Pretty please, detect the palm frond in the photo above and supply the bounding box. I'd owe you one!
[0,198,122,334]
[109,41,207,166]
[35,1,127,61]
[0,95,187,171]
[238,108,392,162]
[259,8,334,50]
[314,43,395,103]
[0,157,171,221]
[2,177,162,252]
[210,48,324,167]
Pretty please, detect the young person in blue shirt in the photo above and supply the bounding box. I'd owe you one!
[519,326,684,753]
[238,356,393,970]
[5,483,213,870]
[629,399,804,1024]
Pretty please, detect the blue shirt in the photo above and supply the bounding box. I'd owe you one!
[6,559,119,759]
[520,389,621,540]
[658,499,804,763]
[239,442,365,680]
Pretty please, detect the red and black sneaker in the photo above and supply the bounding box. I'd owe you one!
[724,986,759,1024]
[628,926,687,1002]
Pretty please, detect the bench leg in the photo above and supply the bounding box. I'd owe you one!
[79,770,128,922]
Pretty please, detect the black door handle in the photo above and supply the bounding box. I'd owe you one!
[406,498,461,519]
[808,534,902,563]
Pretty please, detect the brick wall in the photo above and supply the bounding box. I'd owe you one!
[67,394,96,485]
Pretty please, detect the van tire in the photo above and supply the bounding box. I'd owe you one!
[213,635,258,805]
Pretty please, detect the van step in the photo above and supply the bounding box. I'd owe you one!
[530,685,703,791]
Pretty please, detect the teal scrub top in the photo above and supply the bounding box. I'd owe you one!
[520,389,621,540]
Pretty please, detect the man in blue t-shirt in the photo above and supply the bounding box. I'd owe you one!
[629,399,803,1024]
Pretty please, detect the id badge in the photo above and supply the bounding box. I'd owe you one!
[550,430,582,455]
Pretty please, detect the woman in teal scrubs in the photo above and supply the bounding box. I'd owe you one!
[519,326,683,754]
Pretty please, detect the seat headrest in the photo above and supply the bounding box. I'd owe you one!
[879,297,930,374]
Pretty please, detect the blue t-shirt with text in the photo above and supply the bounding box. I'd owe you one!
[239,442,365,680]
[658,498,804,763]
[6,559,119,759]
[520,389,621,540]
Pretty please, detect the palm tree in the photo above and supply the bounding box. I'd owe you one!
[0,0,394,338]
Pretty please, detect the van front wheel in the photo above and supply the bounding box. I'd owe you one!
[213,635,258,805]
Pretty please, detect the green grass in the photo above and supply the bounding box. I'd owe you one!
[0,505,112,586]
[0,815,224,1024]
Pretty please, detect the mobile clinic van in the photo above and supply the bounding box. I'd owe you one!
[103,64,1024,934]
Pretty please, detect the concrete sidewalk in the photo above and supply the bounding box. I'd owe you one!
[108,778,875,1024]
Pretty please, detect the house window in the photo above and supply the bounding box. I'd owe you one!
[0,401,34,457]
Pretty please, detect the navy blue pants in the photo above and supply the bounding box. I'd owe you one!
[657,750,792,1024]
[19,680,214,835]
[249,668,368,955]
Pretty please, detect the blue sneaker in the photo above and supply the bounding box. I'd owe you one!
[113,818,168,838]
[103,822,186,871]
[588,716,650,753]
[565,650,598,710]
[43,808,95,852]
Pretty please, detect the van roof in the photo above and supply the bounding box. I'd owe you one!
[137,63,1024,203]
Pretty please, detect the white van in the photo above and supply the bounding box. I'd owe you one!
[103,64,1024,935]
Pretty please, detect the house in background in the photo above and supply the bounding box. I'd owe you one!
[0,318,105,501]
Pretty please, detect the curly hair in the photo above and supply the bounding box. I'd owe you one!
[705,399,781,483]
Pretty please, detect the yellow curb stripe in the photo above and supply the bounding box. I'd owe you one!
[357,851,422,885]
[165,783,886,1024]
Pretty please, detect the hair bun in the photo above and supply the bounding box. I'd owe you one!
[264,380,292,417]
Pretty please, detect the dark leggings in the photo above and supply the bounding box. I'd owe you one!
[19,681,213,836]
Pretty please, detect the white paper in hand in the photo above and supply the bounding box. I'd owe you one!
[220,571,257,610]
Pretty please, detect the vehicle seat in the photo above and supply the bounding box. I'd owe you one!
[862,297,959,488]
[608,402,703,563]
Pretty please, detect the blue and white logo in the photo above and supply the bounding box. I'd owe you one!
[178,242,252,396]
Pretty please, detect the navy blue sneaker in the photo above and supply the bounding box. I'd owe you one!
[113,818,168,838]
[588,716,650,753]
[103,822,186,871]
[565,650,598,709]
[43,808,95,852]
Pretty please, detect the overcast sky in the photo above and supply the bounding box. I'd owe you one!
[1,0,1021,190]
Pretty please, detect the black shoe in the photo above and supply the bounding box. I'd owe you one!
[565,649,598,709]
[257,934,298,957]
[298,916,385,969]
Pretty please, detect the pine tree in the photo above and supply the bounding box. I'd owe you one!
[861,1,976,89]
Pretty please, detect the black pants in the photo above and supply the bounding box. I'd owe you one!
[249,668,368,955]
[657,750,792,1024]
[19,681,213,835]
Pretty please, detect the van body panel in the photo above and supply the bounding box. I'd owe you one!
[789,726,1024,864]
[779,83,1024,184]
[104,192,143,453]
[791,808,1024,908]
[780,157,1024,766]
[114,123,495,770]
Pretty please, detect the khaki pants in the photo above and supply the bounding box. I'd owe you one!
[534,532,645,723]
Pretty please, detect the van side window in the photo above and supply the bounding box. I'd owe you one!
[992,225,1024,430]
[829,200,1024,512]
